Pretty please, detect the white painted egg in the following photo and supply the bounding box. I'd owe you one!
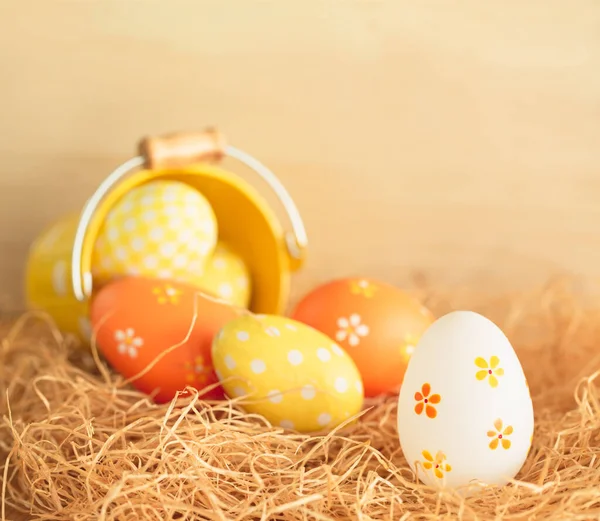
[397,310,534,494]
[212,314,364,433]
[91,180,218,285]
[195,242,252,307]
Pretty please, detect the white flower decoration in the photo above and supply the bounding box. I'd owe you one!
[335,314,369,347]
[114,328,144,358]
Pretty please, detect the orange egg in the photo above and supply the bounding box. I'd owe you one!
[90,276,238,403]
[290,277,435,397]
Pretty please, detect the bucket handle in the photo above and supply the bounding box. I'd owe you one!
[71,130,308,302]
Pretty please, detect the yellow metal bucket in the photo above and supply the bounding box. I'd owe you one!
[25,130,308,343]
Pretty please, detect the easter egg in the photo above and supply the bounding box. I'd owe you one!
[291,277,435,397]
[195,242,252,307]
[212,314,364,433]
[25,213,93,344]
[91,180,218,286]
[90,276,238,403]
[397,311,534,494]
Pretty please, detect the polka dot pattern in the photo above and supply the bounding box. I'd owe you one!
[335,377,348,393]
[233,386,246,398]
[91,180,218,285]
[51,260,67,297]
[317,413,332,427]
[250,359,266,374]
[301,385,316,400]
[287,350,303,366]
[194,242,252,308]
[331,344,345,357]
[224,355,236,370]
[265,326,281,337]
[237,331,250,342]
[316,348,331,362]
[212,314,365,434]
[268,390,283,404]
[26,215,95,343]
[218,283,233,299]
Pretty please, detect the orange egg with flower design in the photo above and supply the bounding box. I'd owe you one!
[90,276,238,403]
[290,277,435,397]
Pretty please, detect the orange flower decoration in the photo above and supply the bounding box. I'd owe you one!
[487,418,513,450]
[422,450,452,479]
[414,383,441,418]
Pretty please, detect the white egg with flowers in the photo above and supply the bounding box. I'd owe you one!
[397,310,534,495]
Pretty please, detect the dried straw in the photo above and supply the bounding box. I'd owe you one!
[2,276,600,520]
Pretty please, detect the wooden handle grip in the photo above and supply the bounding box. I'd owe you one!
[138,128,227,169]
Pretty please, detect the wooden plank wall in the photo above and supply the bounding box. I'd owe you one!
[1,1,599,308]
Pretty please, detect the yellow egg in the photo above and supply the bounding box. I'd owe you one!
[212,314,364,433]
[91,181,218,285]
[195,242,252,307]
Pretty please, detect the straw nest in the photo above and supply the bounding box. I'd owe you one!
[2,277,600,521]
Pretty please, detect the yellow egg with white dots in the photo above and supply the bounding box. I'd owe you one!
[212,314,365,433]
[195,242,252,308]
[91,180,218,285]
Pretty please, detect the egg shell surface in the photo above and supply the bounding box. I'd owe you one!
[397,310,534,494]
[25,214,93,343]
[91,180,218,286]
[291,277,435,397]
[195,242,252,307]
[212,314,364,433]
[90,276,238,403]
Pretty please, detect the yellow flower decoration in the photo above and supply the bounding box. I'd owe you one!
[422,450,452,479]
[152,284,182,305]
[349,279,377,298]
[475,356,504,388]
[184,355,211,386]
[487,418,513,450]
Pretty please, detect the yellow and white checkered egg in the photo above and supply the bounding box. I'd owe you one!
[195,242,252,308]
[92,180,218,285]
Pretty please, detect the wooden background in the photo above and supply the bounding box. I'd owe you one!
[1,0,599,308]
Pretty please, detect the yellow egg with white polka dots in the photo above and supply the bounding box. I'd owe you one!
[195,242,252,308]
[212,314,365,433]
[91,181,218,285]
